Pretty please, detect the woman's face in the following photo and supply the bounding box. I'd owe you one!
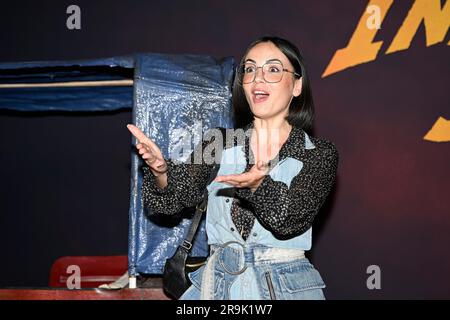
[242,41,302,122]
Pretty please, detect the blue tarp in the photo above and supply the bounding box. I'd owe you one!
[0,55,134,111]
[129,53,234,275]
[0,53,235,276]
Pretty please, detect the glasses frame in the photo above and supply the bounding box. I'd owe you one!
[237,61,301,84]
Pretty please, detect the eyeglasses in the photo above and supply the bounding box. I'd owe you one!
[237,61,301,84]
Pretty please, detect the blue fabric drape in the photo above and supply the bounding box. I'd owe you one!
[128,54,234,275]
[0,56,134,111]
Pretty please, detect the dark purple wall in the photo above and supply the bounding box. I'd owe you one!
[0,0,448,299]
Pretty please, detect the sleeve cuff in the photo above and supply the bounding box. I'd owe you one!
[142,160,181,195]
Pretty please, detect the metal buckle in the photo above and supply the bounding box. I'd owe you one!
[182,240,192,250]
[195,202,206,213]
[218,241,248,275]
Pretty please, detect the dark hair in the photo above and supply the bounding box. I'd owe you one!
[232,36,315,133]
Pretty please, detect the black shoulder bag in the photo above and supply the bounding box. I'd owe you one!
[162,164,220,299]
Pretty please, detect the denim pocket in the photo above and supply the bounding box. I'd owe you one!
[187,265,227,299]
[213,270,226,299]
[187,265,205,289]
[275,261,326,299]
[279,263,325,292]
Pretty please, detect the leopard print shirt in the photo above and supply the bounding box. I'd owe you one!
[142,124,338,240]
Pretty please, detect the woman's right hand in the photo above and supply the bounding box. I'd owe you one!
[127,124,168,177]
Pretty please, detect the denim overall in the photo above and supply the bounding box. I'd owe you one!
[180,132,326,300]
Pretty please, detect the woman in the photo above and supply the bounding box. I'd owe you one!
[127,36,338,300]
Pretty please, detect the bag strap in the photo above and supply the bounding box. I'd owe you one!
[181,163,220,252]
[180,127,226,252]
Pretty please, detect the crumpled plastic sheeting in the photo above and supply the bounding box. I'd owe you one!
[128,53,234,275]
[0,55,134,111]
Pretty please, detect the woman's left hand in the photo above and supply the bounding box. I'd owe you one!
[214,161,269,192]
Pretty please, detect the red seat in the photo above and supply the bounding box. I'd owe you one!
[49,256,127,288]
